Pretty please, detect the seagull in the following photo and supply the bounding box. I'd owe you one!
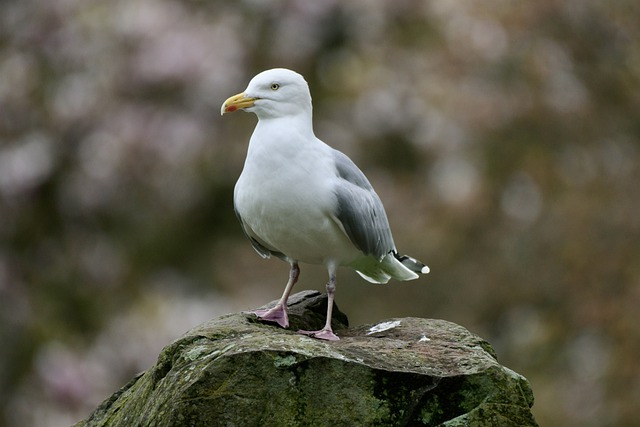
[221,68,429,341]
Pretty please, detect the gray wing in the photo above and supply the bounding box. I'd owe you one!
[332,150,395,259]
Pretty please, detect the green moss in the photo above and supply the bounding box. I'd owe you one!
[273,354,299,368]
[76,311,537,427]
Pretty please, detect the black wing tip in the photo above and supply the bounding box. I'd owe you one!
[393,251,430,274]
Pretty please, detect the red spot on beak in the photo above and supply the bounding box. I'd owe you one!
[226,105,237,113]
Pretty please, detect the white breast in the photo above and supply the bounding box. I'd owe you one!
[234,123,361,265]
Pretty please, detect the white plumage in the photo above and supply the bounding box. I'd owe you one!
[222,68,428,340]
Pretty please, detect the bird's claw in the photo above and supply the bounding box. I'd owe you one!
[250,307,289,329]
[297,329,340,341]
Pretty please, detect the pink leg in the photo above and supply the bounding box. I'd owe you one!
[251,262,299,328]
[298,267,340,341]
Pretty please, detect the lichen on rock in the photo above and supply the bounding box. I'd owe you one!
[75,291,538,427]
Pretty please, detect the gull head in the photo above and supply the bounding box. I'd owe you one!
[221,68,312,120]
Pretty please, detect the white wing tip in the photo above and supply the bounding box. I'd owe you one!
[421,265,430,274]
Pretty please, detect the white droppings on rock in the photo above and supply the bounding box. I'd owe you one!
[367,320,402,335]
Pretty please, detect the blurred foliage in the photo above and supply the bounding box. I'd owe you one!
[1,0,640,426]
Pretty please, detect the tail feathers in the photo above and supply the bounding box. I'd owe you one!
[355,269,391,285]
[394,252,430,275]
[351,251,429,285]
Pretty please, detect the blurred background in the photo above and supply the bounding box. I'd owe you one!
[1,0,639,425]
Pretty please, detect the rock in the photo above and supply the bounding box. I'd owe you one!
[75,290,538,426]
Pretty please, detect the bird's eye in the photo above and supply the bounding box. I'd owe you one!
[271,83,280,91]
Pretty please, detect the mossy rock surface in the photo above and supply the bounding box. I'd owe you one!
[76,291,538,427]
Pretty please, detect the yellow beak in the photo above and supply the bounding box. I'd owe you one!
[220,92,258,115]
